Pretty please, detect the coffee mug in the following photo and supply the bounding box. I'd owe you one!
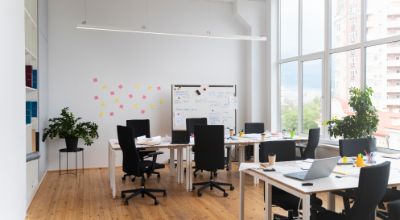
[268,153,276,166]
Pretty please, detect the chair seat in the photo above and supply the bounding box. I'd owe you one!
[272,187,322,210]
[140,160,165,173]
[316,210,345,220]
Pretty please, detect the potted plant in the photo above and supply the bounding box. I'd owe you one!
[42,107,99,150]
[325,87,379,150]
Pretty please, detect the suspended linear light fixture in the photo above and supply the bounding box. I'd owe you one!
[76,0,267,42]
[76,24,267,41]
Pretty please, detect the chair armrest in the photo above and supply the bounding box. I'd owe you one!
[147,151,163,157]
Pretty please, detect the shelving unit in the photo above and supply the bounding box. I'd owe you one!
[25,0,40,210]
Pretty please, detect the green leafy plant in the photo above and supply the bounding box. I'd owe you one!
[325,87,379,139]
[42,107,99,145]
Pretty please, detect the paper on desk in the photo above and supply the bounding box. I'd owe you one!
[274,164,302,174]
[239,163,260,171]
[136,136,162,145]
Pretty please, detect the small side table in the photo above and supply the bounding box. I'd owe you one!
[59,147,84,175]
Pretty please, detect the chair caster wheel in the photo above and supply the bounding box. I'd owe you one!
[141,193,145,198]
[223,192,228,197]
[131,178,135,182]
[121,193,126,198]
[192,186,196,190]
[124,200,129,206]
[197,192,202,197]
[210,186,213,190]
[154,200,159,205]
[157,174,161,178]
[214,172,218,177]
[230,186,234,191]
[163,191,167,197]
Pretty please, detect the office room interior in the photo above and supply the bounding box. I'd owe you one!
[4,0,400,219]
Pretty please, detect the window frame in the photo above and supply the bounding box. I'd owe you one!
[278,0,400,146]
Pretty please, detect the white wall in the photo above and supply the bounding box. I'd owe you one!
[0,0,27,219]
[47,0,258,169]
[38,0,49,180]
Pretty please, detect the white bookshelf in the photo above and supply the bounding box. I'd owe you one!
[25,0,39,210]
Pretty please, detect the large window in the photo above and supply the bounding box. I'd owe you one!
[279,0,400,149]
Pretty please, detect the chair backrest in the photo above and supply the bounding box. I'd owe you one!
[194,125,225,171]
[117,125,140,175]
[339,138,375,157]
[259,141,296,163]
[244,122,264,133]
[350,161,390,220]
[126,119,150,138]
[186,118,207,136]
[303,128,320,159]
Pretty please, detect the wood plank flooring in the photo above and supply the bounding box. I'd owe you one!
[27,164,343,220]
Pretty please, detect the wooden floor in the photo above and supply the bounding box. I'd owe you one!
[27,164,343,220]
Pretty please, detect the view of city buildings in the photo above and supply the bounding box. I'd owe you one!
[281,0,400,149]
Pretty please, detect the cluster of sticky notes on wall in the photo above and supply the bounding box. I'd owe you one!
[91,77,166,118]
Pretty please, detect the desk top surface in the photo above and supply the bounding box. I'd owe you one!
[109,135,307,150]
[244,154,400,194]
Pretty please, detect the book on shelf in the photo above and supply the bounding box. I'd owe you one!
[26,101,31,124]
[32,69,38,89]
[31,101,37,117]
[25,65,32,87]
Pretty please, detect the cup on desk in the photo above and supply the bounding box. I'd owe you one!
[229,129,235,137]
[268,153,276,166]
[261,133,266,141]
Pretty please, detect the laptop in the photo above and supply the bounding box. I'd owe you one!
[171,130,190,144]
[284,156,340,181]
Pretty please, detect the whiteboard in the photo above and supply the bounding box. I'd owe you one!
[171,84,237,132]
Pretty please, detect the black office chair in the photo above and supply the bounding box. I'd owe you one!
[117,125,166,206]
[192,125,234,197]
[259,141,323,219]
[388,199,400,220]
[316,161,391,220]
[339,138,375,157]
[244,122,264,160]
[125,119,163,181]
[297,128,320,159]
[186,118,208,176]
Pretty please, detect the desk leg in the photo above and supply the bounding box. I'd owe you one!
[239,171,245,220]
[265,180,272,220]
[328,192,336,212]
[253,143,260,185]
[177,148,183,184]
[239,145,245,163]
[169,148,175,177]
[186,146,192,191]
[302,194,311,220]
[108,144,117,198]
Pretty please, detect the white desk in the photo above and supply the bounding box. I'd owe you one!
[239,154,400,220]
[108,136,306,198]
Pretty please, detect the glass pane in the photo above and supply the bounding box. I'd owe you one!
[302,0,324,54]
[303,60,322,133]
[366,41,400,149]
[281,0,299,59]
[331,0,361,48]
[331,50,361,118]
[281,62,298,131]
[366,0,400,41]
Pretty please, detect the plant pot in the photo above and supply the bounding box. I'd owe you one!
[367,137,377,152]
[339,137,377,157]
[65,137,79,150]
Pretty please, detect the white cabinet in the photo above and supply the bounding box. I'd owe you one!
[26,159,39,209]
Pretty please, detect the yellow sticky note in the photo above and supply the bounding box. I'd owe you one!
[134,83,141,90]
[99,112,105,118]
[159,99,165,105]
[149,103,156,109]
[132,103,140,109]
[147,85,153,91]
[101,84,108,90]
[114,97,120,103]
[100,101,106,107]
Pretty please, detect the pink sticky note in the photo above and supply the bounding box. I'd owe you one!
[128,94,133,99]
[110,91,115,96]
[118,84,123,89]
[157,86,161,91]
[140,109,146,114]
[94,96,99,100]
[92,78,98,83]
[109,112,114,116]
[119,104,124,109]
[142,95,147,100]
